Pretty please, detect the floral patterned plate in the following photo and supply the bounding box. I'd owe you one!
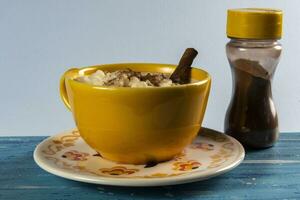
[34,128,244,186]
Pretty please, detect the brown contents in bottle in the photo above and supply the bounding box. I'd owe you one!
[225,59,279,148]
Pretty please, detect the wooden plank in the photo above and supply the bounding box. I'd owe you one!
[0,133,299,200]
[0,164,299,200]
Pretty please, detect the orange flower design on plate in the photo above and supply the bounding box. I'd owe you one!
[190,142,214,151]
[173,160,201,171]
[99,166,139,176]
[173,150,186,161]
[61,150,89,161]
[143,173,183,178]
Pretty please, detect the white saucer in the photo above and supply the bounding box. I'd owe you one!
[34,128,244,187]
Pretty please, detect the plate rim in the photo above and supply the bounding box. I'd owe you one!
[33,129,245,187]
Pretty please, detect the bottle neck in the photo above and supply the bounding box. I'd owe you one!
[228,38,280,48]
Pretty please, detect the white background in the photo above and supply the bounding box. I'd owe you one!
[0,0,299,136]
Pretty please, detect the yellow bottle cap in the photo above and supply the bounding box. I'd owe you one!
[227,8,283,39]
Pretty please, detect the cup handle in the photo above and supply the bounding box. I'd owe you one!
[60,68,78,110]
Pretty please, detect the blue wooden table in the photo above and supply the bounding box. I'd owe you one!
[1,133,300,200]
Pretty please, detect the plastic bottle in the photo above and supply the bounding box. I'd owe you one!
[225,8,283,148]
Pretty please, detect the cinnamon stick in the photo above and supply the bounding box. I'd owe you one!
[170,48,198,84]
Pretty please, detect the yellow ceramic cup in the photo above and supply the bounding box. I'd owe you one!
[60,63,211,164]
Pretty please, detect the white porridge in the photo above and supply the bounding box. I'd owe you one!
[75,69,179,87]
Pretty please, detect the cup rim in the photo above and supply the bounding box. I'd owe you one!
[65,63,211,90]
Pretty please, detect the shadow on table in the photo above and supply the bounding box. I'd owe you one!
[64,176,225,199]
